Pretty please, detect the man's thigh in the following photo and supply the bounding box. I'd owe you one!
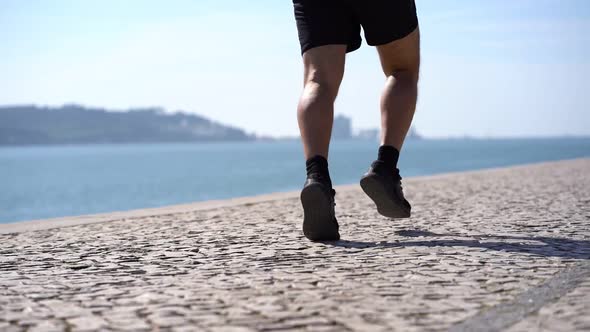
[302,45,347,95]
[376,27,420,77]
[353,0,420,76]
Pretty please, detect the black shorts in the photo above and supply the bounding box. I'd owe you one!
[293,0,418,54]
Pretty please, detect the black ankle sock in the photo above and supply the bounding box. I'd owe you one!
[377,145,400,169]
[306,155,332,187]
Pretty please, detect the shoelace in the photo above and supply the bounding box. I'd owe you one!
[305,175,339,226]
[395,168,403,190]
[394,167,402,180]
[307,174,337,206]
[372,163,408,208]
[330,189,338,226]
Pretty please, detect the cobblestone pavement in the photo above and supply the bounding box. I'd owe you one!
[1,159,589,332]
[506,272,590,332]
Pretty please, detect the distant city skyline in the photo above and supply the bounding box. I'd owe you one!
[1,0,589,138]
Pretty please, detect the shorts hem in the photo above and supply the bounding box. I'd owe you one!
[301,40,362,55]
[367,21,419,47]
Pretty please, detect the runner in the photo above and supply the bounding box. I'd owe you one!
[293,0,420,241]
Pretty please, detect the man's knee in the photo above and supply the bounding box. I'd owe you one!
[391,69,419,86]
[302,74,340,102]
[377,27,421,82]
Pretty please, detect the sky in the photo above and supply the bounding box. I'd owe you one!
[1,0,589,138]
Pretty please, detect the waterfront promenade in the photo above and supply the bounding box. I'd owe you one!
[1,159,589,331]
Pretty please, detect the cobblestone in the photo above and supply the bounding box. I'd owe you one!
[0,159,589,331]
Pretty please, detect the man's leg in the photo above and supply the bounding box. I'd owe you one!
[298,45,347,160]
[297,44,346,242]
[360,27,420,219]
[377,27,420,150]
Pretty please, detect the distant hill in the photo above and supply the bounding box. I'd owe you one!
[0,105,254,145]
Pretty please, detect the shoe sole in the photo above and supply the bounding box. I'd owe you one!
[300,183,340,242]
[360,174,411,219]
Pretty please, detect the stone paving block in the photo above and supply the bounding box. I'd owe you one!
[67,315,108,331]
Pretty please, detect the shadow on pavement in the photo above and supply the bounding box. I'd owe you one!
[326,229,590,259]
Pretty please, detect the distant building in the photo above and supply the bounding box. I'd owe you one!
[356,129,380,141]
[332,115,352,140]
[354,126,422,141]
[407,126,422,140]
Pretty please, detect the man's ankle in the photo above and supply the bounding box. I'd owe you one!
[377,145,400,169]
[306,155,332,188]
